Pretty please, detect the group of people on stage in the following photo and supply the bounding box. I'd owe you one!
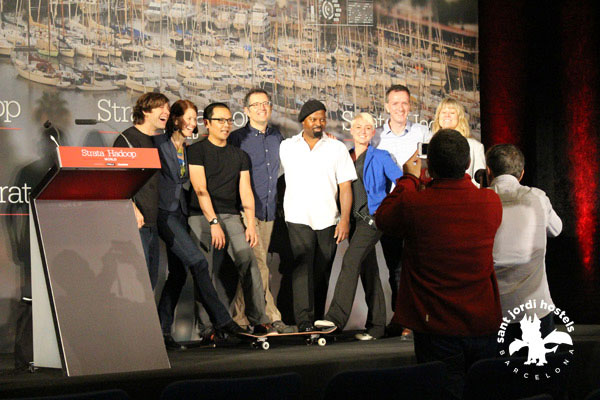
[116,84,562,399]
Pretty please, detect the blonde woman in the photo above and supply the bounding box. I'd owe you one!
[432,98,485,186]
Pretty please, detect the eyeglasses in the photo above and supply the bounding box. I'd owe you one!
[207,118,234,125]
[248,101,272,109]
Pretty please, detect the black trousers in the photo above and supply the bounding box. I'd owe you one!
[380,233,403,311]
[414,332,497,400]
[287,222,337,326]
[325,220,386,337]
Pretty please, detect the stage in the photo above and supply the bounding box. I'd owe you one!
[0,327,599,400]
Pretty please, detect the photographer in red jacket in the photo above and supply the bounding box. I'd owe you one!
[376,129,503,400]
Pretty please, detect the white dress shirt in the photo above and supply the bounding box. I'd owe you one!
[490,174,563,320]
[467,137,486,187]
[372,119,432,167]
[280,132,357,230]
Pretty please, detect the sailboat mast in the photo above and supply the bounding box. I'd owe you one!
[46,0,51,61]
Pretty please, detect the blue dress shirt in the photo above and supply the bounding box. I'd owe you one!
[228,123,283,221]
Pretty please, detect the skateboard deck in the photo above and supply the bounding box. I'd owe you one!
[238,327,337,350]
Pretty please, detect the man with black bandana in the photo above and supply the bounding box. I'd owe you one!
[279,99,356,332]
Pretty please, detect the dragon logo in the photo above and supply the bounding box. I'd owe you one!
[508,314,573,366]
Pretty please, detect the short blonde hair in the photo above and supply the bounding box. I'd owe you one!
[432,98,470,138]
[351,112,375,128]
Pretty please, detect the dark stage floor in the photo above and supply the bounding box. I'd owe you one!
[0,327,599,400]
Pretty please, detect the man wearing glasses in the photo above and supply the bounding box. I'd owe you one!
[187,102,272,335]
[227,89,294,333]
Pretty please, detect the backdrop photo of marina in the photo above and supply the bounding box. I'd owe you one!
[0,0,479,141]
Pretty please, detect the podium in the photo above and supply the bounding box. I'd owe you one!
[29,146,170,376]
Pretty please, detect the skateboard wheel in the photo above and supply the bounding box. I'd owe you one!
[251,342,258,349]
[305,338,312,345]
[261,341,270,350]
[317,338,327,347]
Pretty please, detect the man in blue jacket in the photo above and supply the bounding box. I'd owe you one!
[316,113,402,340]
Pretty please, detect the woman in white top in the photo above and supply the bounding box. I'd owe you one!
[432,98,485,186]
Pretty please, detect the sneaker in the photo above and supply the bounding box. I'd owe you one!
[298,321,315,332]
[163,334,186,351]
[354,332,375,341]
[253,323,276,335]
[314,319,336,329]
[400,328,414,341]
[272,320,297,333]
[216,320,246,339]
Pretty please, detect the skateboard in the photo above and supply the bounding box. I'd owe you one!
[238,327,337,350]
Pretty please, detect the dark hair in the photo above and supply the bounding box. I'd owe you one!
[166,99,198,135]
[132,92,169,125]
[486,144,525,179]
[244,88,270,107]
[428,129,470,179]
[385,84,410,101]
[203,102,230,120]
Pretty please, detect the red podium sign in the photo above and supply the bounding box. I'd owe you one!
[58,146,160,169]
[34,146,161,201]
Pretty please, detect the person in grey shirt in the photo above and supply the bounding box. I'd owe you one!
[487,144,563,342]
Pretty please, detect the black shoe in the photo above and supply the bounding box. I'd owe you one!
[298,321,315,332]
[216,320,246,339]
[163,334,186,351]
[385,323,404,338]
[253,323,276,335]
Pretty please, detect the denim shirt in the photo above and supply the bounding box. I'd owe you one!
[228,123,282,221]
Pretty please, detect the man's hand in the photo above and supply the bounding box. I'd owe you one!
[245,224,259,248]
[325,132,336,140]
[210,223,227,250]
[133,204,144,229]
[403,151,422,178]
[334,218,350,244]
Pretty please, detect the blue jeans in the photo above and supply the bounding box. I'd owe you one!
[139,225,159,290]
[156,210,231,334]
[414,332,497,400]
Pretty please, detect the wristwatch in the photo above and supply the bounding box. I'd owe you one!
[209,218,219,225]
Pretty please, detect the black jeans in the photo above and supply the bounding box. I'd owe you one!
[287,222,337,326]
[325,220,386,337]
[414,332,497,400]
[156,210,231,334]
[139,225,160,290]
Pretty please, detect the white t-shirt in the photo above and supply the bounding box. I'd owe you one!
[280,133,357,230]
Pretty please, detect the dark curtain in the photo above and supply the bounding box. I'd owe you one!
[479,0,600,323]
